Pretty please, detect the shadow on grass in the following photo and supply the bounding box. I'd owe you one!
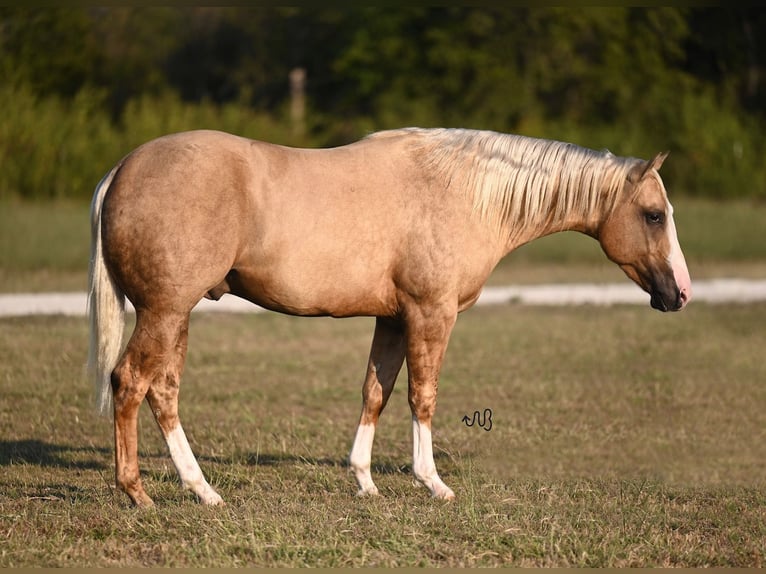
[201,451,416,475]
[0,439,109,470]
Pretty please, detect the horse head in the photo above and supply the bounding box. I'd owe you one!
[598,152,692,312]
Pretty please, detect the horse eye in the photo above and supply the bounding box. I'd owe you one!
[645,211,665,225]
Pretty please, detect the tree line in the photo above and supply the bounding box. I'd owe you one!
[1,7,764,200]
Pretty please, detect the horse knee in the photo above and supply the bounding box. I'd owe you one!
[408,387,437,422]
[361,380,384,419]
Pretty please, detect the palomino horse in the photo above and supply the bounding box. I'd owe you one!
[88,128,691,506]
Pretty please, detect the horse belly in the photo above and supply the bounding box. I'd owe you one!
[227,256,397,318]
[231,168,403,317]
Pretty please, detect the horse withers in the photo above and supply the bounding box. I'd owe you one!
[87,128,691,506]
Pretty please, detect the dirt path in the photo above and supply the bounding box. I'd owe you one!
[1,278,765,317]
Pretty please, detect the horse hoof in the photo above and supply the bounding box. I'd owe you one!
[356,486,380,497]
[132,493,155,508]
[432,485,455,501]
[200,492,225,506]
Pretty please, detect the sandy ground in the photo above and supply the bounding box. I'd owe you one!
[1,278,765,317]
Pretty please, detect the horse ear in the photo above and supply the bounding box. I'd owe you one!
[649,151,669,172]
[628,151,669,184]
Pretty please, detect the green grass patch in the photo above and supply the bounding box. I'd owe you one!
[0,199,90,292]
[1,197,766,292]
[1,303,764,566]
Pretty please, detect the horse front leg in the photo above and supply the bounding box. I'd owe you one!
[348,317,406,496]
[404,303,457,500]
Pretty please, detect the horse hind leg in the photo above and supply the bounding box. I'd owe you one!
[111,310,163,507]
[348,317,406,496]
[143,312,223,505]
[112,309,221,506]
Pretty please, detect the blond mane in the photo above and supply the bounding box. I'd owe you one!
[373,127,642,240]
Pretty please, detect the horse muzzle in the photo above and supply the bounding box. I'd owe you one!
[622,263,690,312]
[650,287,687,312]
[648,267,690,312]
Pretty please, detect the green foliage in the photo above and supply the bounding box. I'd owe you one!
[0,7,100,98]
[0,84,111,200]
[669,88,766,198]
[0,84,315,201]
[0,7,764,200]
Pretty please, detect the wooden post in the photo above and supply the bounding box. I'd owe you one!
[289,67,306,137]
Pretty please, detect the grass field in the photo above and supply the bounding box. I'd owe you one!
[1,197,766,292]
[1,302,765,567]
[1,196,765,566]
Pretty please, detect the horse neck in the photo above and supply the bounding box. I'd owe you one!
[409,128,632,255]
[509,201,596,248]
[427,131,635,256]
[496,170,620,255]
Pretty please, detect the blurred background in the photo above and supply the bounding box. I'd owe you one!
[1,6,764,202]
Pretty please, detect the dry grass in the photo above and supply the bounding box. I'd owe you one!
[1,302,765,567]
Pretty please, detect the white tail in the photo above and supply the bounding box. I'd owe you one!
[87,165,125,416]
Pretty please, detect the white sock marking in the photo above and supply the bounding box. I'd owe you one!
[411,416,455,500]
[166,424,223,505]
[349,422,378,495]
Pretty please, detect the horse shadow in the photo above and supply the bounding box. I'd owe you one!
[0,439,109,470]
[0,439,450,477]
[195,450,457,495]
[200,449,450,476]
